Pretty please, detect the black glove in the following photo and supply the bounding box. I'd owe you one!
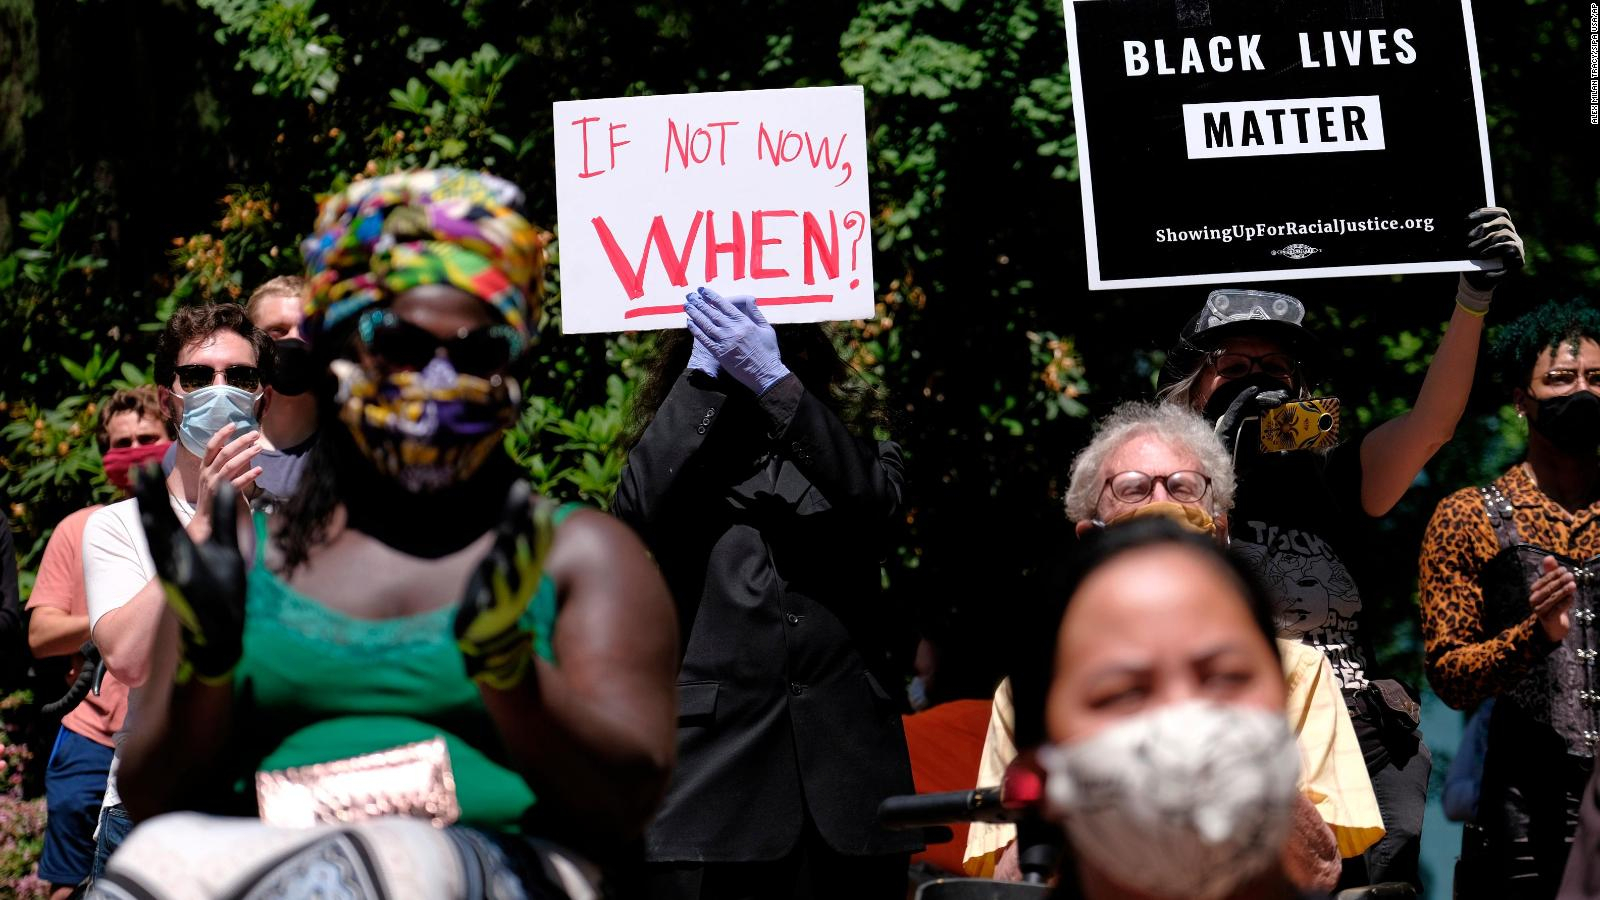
[1460,207,1524,309]
[135,465,247,685]
[1213,385,1290,457]
[454,480,556,691]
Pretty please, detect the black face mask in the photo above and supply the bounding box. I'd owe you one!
[1530,391,1600,456]
[271,338,315,396]
[1202,372,1291,422]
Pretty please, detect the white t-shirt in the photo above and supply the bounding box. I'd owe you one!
[83,492,195,810]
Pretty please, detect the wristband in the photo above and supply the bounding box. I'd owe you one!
[1456,274,1494,316]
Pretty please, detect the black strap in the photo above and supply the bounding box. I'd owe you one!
[1479,484,1520,550]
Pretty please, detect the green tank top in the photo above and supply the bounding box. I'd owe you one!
[235,508,570,829]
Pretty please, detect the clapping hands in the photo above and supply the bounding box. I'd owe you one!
[684,287,791,396]
[135,466,247,685]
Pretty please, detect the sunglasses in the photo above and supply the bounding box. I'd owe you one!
[173,364,263,392]
[1542,368,1600,390]
[1207,350,1298,380]
[357,309,525,377]
[1101,470,1212,505]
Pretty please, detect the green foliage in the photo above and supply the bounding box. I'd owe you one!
[0,196,108,391]
[0,188,138,569]
[508,365,640,509]
[382,43,529,170]
[199,0,341,102]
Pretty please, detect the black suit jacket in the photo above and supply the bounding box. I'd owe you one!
[615,370,921,862]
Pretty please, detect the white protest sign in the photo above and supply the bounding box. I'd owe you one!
[552,86,874,334]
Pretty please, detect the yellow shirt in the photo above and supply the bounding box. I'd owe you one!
[961,640,1384,875]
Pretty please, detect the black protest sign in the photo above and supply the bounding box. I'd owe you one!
[1062,0,1495,289]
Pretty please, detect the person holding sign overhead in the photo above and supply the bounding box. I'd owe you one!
[1155,207,1524,892]
[615,287,921,899]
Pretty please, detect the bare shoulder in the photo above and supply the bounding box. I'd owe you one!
[546,507,670,613]
[547,507,641,566]
[543,505,677,670]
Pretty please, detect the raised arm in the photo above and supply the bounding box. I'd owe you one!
[757,375,906,521]
[1358,303,1484,515]
[613,370,728,533]
[1359,208,1522,516]
[114,478,248,819]
[459,492,678,844]
[684,286,906,521]
[1420,490,1570,709]
[117,610,231,820]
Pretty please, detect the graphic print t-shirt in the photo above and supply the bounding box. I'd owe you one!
[1229,433,1372,691]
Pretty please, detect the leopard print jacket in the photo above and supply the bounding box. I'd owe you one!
[1420,463,1600,736]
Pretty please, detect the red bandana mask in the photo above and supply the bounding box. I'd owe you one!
[102,441,173,493]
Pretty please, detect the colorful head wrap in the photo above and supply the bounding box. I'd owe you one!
[300,169,544,351]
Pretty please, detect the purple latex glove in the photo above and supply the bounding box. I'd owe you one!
[684,292,720,376]
[684,287,790,396]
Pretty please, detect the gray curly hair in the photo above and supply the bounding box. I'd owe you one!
[1064,401,1237,523]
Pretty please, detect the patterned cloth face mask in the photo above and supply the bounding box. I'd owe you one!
[1039,700,1301,900]
[331,356,520,493]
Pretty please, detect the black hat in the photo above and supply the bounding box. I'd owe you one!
[1159,289,1320,390]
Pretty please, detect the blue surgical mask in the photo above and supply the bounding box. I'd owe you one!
[178,385,260,457]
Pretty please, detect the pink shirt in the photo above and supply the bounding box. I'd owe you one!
[26,505,129,748]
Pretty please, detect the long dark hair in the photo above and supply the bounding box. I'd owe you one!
[623,323,885,449]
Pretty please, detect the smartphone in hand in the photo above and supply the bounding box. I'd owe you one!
[1258,397,1340,453]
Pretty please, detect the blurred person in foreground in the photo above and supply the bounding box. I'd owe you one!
[1025,518,1326,900]
[90,169,678,900]
[1421,301,1600,898]
[27,387,171,896]
[615,286,921,898]
[966,402,1380,893]
[1155,208,1521,889]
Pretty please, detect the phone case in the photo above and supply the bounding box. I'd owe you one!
[1258,398,1340,452]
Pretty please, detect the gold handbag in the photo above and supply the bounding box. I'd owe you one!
[255,736,461,828]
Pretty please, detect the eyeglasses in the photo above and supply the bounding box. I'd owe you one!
[1101,470,1212,505]
[1542,369,1600,390]
[173,364,263,392]
[1206,349,1298,380]
[357,309,526,377]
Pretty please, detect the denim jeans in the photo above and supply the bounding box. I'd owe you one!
[90,803,134,881]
